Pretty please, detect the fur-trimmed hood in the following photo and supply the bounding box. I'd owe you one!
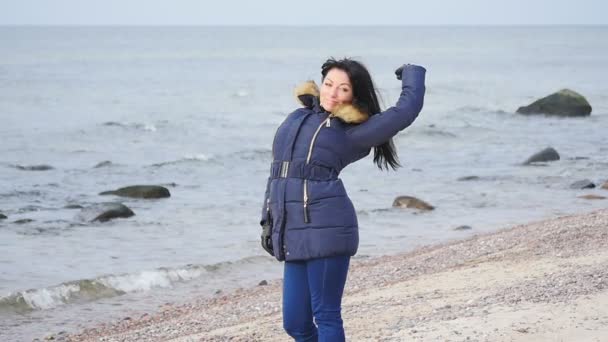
[294,81,369,124]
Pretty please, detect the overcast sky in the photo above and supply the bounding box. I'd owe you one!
[1,0,606,26]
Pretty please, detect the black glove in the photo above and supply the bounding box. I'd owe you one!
[394,64,409,80]
[261,220,274,256]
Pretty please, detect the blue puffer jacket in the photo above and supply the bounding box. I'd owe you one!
[260,64,426,262]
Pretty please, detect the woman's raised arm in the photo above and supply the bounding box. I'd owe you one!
[346,64,426,149]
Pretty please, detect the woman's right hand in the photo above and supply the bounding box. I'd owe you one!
[395,64,418,80]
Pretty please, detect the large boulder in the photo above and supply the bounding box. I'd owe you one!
[99,185,171,199]
[392,196,435,211]
[523,147,560,165]
[76,203,135,222]
[517,89,592,117]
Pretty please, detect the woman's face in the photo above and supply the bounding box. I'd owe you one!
[320,68,354,113]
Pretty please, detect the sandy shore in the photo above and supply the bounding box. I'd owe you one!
[60,208,608,342]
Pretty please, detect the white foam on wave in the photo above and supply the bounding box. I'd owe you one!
[234,89,249,97]
[21,283,80,310]
[139,123,157,132]
[149,153,213,167]
[102,121,158,132]
[99,267,206,293]
[0,263,217,312]
[182,153,211,161]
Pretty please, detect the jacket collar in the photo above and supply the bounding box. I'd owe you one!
[294,81,369,124]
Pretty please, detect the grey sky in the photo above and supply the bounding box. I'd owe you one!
[1,0,606,25]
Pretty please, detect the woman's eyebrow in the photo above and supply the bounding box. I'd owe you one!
[325,77,351,87]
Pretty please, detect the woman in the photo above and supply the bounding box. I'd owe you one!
[260,58,426,341]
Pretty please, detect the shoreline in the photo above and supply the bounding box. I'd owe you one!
[57,207,608,341]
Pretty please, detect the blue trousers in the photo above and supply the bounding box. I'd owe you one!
[282,255,350,342]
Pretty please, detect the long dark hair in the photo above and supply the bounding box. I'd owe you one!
[321,57,400,171]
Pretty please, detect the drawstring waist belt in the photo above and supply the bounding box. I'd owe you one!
[270,160,338,181]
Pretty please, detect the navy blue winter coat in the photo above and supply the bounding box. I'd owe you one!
[260,64,426,261]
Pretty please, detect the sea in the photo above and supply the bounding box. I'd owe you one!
[0,26,607,341]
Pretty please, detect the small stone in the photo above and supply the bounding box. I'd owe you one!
[578,194,606,200]
[94,161,113,168]
[258,280,268,286]
[457,176,480,181]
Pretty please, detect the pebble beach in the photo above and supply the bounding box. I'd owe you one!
[58,207,608,342]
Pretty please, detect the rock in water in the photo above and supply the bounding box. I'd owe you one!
[0,213,7,220]
[76,203,135,222]
[392,196,435,211]
[64,204,84,209]
[457,176,480,181]
[15,164,54,171]
[93,161,113,168]
[570,179,595,189]
[578,194,606,200]
[99,185,171,199]
[523,147,560,165]
[516,89,592,117]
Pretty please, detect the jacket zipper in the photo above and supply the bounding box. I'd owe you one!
[303,116,331,223]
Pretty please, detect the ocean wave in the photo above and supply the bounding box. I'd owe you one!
[102,121,158,132]
[0,190,43,199]
[0,256,270,314]
[417,126,458,138]
[149,149,272,168]
[230,148,272,161]
[149,154,214,167]
[233,89,250,98]
[12,164,55,171]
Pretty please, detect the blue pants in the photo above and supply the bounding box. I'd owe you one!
[282,255,350,342]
